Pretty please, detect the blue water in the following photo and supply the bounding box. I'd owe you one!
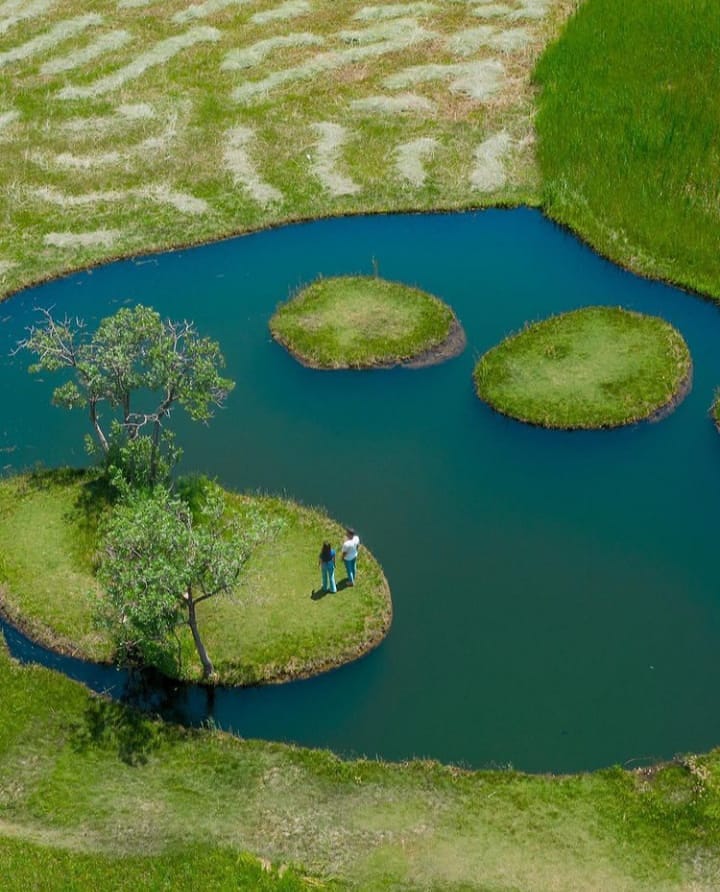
[3,207,720,773]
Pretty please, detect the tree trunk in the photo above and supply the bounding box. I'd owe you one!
[186,594,214,678]
[89,399,109,453]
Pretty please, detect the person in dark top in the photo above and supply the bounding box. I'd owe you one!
[318,541,337,593]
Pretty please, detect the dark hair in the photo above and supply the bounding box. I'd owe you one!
[346,528,356,538]
[320,542,333,562]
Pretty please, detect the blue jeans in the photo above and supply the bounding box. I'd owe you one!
[343,557,357,585]
[321,561,336,593]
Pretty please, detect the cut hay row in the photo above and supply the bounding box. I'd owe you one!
[470,130,513,191]
[249,0,312,24]
[395,136,438,186]
[222,32,323,70]
[232,19,437,103]
[0,0,55,38]
[58,26,221,99]
[0,110,19,131]
[350,92,436,116]
[29,184,208,215]
[223,126,283,205]
[173,0,253,24]
[59,102,156,134]
[40,29,133,76]
[0,14,102,68]
[384,59,506,101]
[311,122,361,196]
[353,3,438,20]
[447,24,530,55]
[31,118,182,168]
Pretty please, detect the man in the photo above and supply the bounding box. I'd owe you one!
[341,528,360,586]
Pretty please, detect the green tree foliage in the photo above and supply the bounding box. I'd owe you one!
[18,305,234,486]
[95,480,277,678]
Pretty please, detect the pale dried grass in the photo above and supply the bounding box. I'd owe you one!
[223,127,283,205]
[470,130,513,190]
[311,122,361,196]
[395,136,438,185]
[222,33,323,71]
[0,14,102,68]
[384,58,505,101]
[249,0,311,25]
[41,30,133,76]
[58,27,221,99]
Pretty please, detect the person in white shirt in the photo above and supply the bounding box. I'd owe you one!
[340,528,360,586]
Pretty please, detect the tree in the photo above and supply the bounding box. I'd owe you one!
[95,480,275,679]
[17,305,234,486]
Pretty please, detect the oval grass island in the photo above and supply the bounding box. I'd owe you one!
[474,307,692,429]
[0,470,392,686]
[269,275,466,369]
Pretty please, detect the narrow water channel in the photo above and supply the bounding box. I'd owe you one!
[3,208,720,774]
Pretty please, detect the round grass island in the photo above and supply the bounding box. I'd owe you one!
[0,470,392,686]
[474,306,692,429]
[270,275,466,369]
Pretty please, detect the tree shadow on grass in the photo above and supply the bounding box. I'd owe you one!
[69,669,193,766]
[70,696,160,767]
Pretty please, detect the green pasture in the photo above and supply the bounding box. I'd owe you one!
[2,641,720,890]
[535,0,720,298]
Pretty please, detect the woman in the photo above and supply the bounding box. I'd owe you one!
[318,541,337,593]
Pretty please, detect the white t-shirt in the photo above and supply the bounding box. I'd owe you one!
[342,535,359,560]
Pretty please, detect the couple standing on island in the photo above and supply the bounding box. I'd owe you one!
[318,529,359,594]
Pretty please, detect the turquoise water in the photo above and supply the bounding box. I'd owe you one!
[3,207,720,773]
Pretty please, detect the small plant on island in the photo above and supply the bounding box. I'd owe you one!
[270,275,465,369]
[474,306,691,429]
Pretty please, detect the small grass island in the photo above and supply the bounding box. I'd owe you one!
[0,470,392,686]
[269,275,466,369]
[474,306,692,429]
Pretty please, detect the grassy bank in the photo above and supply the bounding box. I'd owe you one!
[2,640,720,890]
[0,0,574,301]
[535,0,720,298]
[0,470,391,685]
[474,307,691,428]
[270,275,462,368]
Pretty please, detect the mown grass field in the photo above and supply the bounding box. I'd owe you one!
[270,275,458,367]
[0,0,574,300]
[474,307,692,428]
[0,470,391,685]
[535,0,720,298]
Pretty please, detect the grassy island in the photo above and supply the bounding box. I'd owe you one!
[0,470,391,686]
[270,276,465,369]
[474,307,691,429]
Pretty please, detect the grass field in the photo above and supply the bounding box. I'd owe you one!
[535,0,720,298]
[270,275,459,368]
[0,470,391,685]
[474,306,692,428]
[0,0,574,301]
[2,641,720,890]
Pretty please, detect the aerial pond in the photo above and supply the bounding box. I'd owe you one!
[3,208,720,774]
